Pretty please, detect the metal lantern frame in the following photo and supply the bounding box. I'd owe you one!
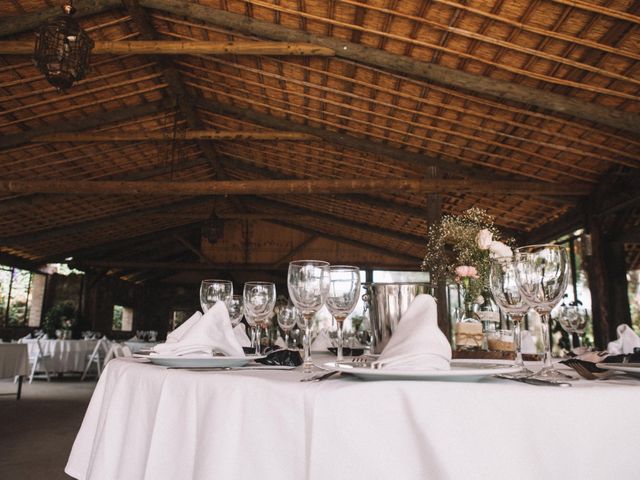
[202,212,225,244]
[34,3,94,91]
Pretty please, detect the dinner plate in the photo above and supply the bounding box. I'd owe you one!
[322,361,522,381]
[596,363,640,378]
[148,354,265,368]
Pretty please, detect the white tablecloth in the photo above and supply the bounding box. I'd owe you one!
[0,344,28,378]
[66,357,640,480]
[23,339,97,373]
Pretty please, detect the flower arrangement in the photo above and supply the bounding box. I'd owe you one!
[421,208,512,304]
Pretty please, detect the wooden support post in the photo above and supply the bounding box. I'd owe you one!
[585,213,632,349]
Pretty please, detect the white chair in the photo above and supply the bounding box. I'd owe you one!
[81,338,110,381]
[27,339,52,384]
[103,343,133,365]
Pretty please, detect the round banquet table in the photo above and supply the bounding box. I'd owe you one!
[23,339,98,373]
[66,357,639,480]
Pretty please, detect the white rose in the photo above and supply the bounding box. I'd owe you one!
[476,229,493,250]
[489,241,513,259]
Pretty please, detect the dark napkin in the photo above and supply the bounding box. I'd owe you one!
[255,347,303,367]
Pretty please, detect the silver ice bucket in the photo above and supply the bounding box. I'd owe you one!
[363,282,435,354]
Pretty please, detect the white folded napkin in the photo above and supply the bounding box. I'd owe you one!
[520,330,537,355]
[607,324,640,355]
[310,330,333,352]
[274,336,287,349]
[375,294,451,370]
[152,302,244,357]
[233,324,251,348]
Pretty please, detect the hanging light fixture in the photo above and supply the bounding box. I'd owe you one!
[202,211,225,244]
[34,1,94,91]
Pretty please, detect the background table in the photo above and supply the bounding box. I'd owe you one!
[0,343,29,399]
[66,357,639,480]
[23,339,97,374]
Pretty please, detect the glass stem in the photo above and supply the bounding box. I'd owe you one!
[540,312,553,369]
[336,318,345,362]
[576,334,583,349]
[303,315,313,373]
[512,315,524,368]
[284,331,290,349]
[251,325,262,355]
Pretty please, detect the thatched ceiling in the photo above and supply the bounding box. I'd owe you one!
[0,0,639,283]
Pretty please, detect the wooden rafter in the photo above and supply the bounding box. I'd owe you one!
[0,100,172,150]
[0,178,592,196]
[0,40,335,56]
[28,131,317,142]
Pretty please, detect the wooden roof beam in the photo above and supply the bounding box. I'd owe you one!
[0,99,172,150]
[28,131,316,142]
[0,197,215,245]
[0,0,121,37]
[141,0,640,134]
[0,40,334,56]
[0,178,591,197]
[243,197,426,247]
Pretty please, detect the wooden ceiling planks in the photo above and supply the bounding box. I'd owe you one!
[0,0,639,278]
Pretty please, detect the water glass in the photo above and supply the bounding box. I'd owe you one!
[277,304,300,348]
[243,282,276,354]
[227,295,244,327]
[287,260,330,372]
[514,244,570,380]
[326,266,361,361]
[200,279,233,313]
[489,257,532,377]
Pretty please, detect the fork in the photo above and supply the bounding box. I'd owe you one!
[561,359,612,380]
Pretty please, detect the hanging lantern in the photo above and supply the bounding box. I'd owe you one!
[202,212,225,244]
[34,2,94,91]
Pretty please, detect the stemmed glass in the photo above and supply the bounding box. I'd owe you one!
[489,257,533,377]
[243,282,276,355]
[514,244,570,380]
[557,303,588,352]
[200,279,233,313]
[277,304,300,348]
[227,295,244,327]
[287,260,330,373]
[326,266,361,361]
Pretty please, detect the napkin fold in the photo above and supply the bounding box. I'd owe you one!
[233,324,251,348]
[520,330,537,355]
[152,302,244,357]
[607,324,640,355]
[376,294,451,370]
[310,330,333,352]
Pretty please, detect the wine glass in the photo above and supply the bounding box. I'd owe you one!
[326,266,361,361]
[243,282,276,355]
[489,257,533,377]
[227,295,244,327]
[277,304,300,348]
[514,244,570,380]
[557,303,589,352]
[200,279,233,313]
[287,260,330,372]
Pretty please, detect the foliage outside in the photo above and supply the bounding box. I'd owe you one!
[43,301,77,338]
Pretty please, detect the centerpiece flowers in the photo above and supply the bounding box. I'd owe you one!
[421,208,512,316]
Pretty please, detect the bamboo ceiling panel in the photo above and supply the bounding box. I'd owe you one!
[1,0,639,276]
[216,0,640,109]
[181,52,637,183]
